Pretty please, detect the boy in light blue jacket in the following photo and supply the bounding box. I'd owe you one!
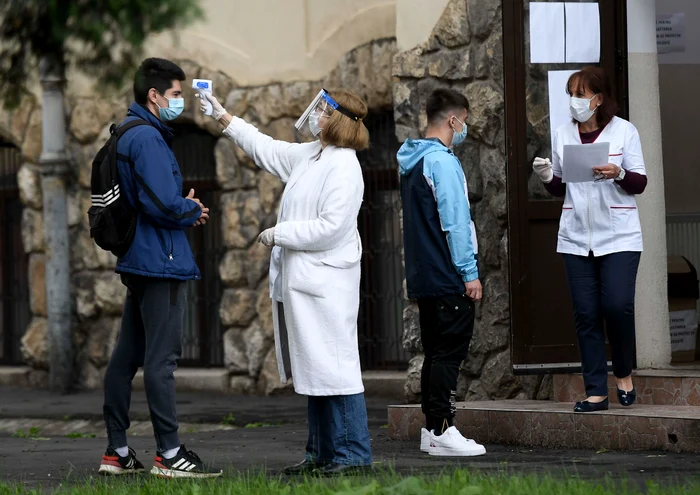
[398,88,485,457]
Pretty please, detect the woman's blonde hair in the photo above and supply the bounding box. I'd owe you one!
[322,89,370,151]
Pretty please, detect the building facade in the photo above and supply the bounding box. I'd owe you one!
[0,0,687,399]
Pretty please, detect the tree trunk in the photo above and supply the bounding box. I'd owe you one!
[39,56,73,393]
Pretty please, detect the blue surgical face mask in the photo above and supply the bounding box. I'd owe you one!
[451,117,468,146]
[157,94,185,121]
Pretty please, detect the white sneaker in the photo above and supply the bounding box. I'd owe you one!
[420,428,432,453]
[428,426,486,457]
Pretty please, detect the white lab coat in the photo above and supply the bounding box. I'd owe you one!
[222,117,365,396]
[552,116,646,257]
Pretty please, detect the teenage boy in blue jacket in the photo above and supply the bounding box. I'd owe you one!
[398,89,486,457]
[98,58,221,478]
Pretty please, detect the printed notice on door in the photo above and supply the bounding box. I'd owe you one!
[670,309,698,353]
[657,13,685,54]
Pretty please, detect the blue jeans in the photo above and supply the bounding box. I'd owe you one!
[563,252,641,397]
[305,393,373,466]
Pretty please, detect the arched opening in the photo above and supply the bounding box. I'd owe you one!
[0,141,30,364]
[356,111,408,370]
[170,124,224,367]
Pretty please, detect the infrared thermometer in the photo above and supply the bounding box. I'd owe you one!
[192,79,213,116]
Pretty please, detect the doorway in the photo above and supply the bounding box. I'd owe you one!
[0,143,30,365]
[357,112,408,370]
[503,0,629,372]
[171,124,224,367]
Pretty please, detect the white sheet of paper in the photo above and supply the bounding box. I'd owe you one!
[548,70,578,149]
[530,2,565,63]
[565,2,600,63]
[562,142,610,183]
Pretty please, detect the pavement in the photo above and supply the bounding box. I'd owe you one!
[1,387,700,491]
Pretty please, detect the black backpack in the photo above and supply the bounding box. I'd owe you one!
[87,119,151,257]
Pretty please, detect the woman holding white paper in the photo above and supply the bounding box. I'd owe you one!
[532,67,647,413]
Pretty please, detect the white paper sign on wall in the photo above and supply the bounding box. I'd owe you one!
[529,2,600,64]
[670,309,698,352]
[657,12,686,54]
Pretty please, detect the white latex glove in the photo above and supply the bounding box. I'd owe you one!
[197,92,227,120]
[257,227,275,247]
[533,157,553,183]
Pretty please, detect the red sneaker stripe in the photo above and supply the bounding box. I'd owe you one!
[102,456,120,461]
[154,461,167,469]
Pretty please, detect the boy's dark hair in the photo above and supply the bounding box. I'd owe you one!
[426,89,470,125]
[133,58,186,104]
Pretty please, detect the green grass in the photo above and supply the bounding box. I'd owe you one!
[243,422,284,428]
[66,432,97,439]
[0,470,698,495]
[221,413,237,426]
[11,427,42,439]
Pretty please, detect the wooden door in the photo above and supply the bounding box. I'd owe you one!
[503,0,629,372]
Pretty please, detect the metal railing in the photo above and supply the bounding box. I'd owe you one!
[357,113,408,370]
[171,125,224,367]
[0,144,29,365]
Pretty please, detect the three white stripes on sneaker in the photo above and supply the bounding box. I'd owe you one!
[172,458,197,472]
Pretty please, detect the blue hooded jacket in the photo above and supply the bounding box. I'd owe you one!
[114,103,202,281]
[398,138,478,299]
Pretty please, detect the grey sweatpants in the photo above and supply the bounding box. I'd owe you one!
[103,274,186,452]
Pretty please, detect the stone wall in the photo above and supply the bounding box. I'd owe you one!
[393,0,552,402]
[3,38,396,392]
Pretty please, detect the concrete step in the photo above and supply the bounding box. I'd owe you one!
[361,371,406,400]
[0,366,31,388]
[388,400,700,453]
[554,369,700,406]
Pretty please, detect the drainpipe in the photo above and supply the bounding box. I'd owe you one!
[38,56,73,392]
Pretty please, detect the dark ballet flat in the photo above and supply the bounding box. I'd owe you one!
[573,398,609,413]
[617,388,637,407]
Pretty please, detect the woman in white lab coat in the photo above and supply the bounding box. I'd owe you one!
[532,67,648,413]
[199,89,372,476]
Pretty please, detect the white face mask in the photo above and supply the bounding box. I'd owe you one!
[569,95,599,123]
[308,110,322,136]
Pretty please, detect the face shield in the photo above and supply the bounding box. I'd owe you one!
[294,89,361,136]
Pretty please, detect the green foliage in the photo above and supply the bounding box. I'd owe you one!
[0,0,204,108]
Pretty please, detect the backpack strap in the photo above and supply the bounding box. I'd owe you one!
[114,118,152,165]
[116,118,151,138]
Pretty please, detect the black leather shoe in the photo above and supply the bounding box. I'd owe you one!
[573,398,609,412]
[313,463,375,477]
[283,459,328,475]
[617,388,637,407]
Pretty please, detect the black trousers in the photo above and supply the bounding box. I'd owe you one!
[563,252,641,397]
[103,274,186,451]
[418,294,475,427]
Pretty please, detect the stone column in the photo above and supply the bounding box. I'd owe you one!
[627,0,671,369]
[38,56,74,392]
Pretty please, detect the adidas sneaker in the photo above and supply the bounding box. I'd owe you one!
[98,447,145,476]
[150,444,223,479]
